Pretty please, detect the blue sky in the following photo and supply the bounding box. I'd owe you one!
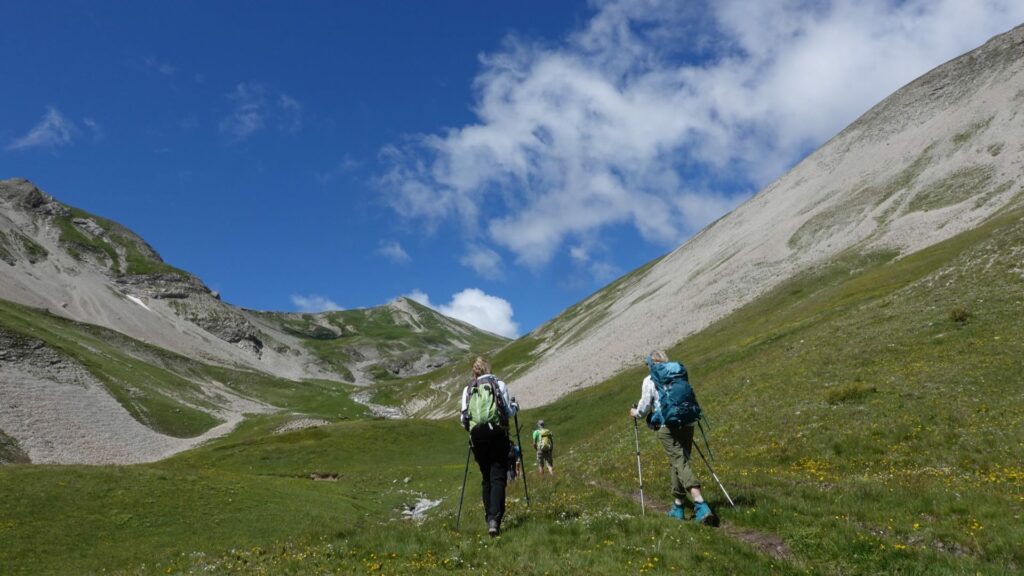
[2,1,1021,337]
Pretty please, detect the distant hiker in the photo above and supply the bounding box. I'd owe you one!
[460,356,519,537]
[629,350,719,526]
[507,444,522,482]
[532,420,555,478]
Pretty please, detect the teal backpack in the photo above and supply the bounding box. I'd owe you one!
[647,358,702,428]
[467,376,508,429]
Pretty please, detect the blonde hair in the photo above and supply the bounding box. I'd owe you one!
[472,356,491,378]
[649,350,668,363]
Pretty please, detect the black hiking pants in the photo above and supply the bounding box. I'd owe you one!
[470,423,511,525]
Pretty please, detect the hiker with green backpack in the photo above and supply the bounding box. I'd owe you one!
[629,350,719,526]
[460,356,519,537]
[531,420,555,478]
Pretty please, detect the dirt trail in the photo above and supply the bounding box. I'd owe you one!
[587,480,792,562]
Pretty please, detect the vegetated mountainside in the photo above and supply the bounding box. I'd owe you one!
[1,195,1020,574]
[250,298,507,386]
[0,180,507,463]
[499,23,1024,407]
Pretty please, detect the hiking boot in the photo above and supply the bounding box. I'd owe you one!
[693,501,719,527]
[667,503,686,520]
[487,518,500,537]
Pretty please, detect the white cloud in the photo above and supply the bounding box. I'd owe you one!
[377,241,411,263]
[144,56,176,77]
[568,243,620,283]
[569,245,589,264]
[7,107,76,150]
[381,0,1024,267]
[219,84,305,142]
[279,94,303,133]
[82,117,103,142]
[406,289,432,307]
[291,294,343,312]
[220,83,267,141]
[460,245,503,277]
[406,288,519,338]
[317,153,362,184]
[589,261,621,283]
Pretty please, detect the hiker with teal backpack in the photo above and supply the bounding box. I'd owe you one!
[532,420,555,478]
[507,443,524,482]
[629,350,719,526]
[460,356,519,536]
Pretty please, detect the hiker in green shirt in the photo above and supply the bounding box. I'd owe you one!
[629,350,718,526]
[532,420,555,478]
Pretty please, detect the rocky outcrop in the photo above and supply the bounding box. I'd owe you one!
[163,294,265,356]
[0,178,71,217]
[0,328,69,368]
[115,273,209,300]
[0,327,97,396]
[71,217,106,238]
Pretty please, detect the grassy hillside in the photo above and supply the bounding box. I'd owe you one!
[51,204,188,278]
[0,209,1020,574]
[0,300,367,438]
[254,298,508,385]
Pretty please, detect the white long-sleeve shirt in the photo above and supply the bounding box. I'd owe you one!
[460,374,518,421]
[634,375,660,418]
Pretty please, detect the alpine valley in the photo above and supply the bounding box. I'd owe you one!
[1,22,1021,576]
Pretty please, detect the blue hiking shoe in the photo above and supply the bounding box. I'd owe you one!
[667,503,686,520]
[693,501,719,527]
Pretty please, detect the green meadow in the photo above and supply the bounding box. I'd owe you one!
[1,210,1022,575]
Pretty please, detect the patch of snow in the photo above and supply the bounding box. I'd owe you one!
[401,498,442,522]
[126,294,151,311]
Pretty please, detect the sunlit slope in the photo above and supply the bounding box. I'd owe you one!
[2,203,1020,575]
[0,179,507,390]
[0,178,506,461]
[0,298,367,464]
[0,178,291,376]
[356,258,665,418]
[250,297,508,386]
[508,23,1024,407]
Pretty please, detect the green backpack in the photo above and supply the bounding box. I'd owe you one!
[538,429,553,450]
[467,376,508,429]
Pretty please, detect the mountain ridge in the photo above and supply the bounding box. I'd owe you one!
[0,181,507,463]
[504,22,1024,407]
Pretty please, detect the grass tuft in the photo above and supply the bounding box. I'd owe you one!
[825,383,877,405]
[948,305,971,324]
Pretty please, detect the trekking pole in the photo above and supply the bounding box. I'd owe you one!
[512,408,531,507]
[692,442,736,508]
[698,419,715,462]
[456,439,472,530]
[632,408,646,516]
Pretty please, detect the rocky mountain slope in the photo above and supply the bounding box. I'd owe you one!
[0,183,506,463]
[498,23,1024,407]
[0,179,504,384]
